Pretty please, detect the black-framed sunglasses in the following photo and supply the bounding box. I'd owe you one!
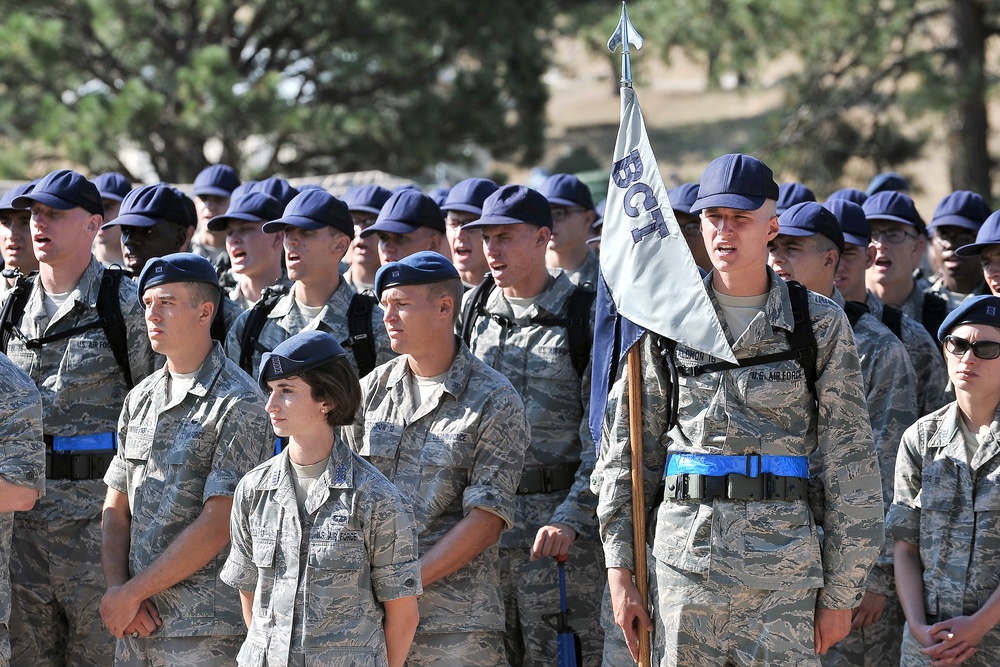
[943,335,1000,360]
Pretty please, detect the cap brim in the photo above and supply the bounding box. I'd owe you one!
[843,233,871,247]
[692,193,765,212]
[12,192,78,211]
[360,220,422,237]
[955,241,998,257]
[865,214,916,227]
[464,215,535,229]
[546,196,587,209]
[928,216,981,232]
[207,212,266,231]
[105,213,161,228]
[98,192,126,202]
[261,217,327,233]
[441,203,483,216]
[776,226,816,239]
[193,187,233,198]
[348,205,383,215]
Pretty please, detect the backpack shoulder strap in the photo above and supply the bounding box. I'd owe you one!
[881,304,904,340]
[921,291,949,339]
[843,300,869,329]
[239,285,287,374]
[460,274,496,346]
[785,281,818,404]
[346,292,378,377]
[0,270,35,354]
[564,285,596,376]
[210,297,228,343]
[95,266,133,389]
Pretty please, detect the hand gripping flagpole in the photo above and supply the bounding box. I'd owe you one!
[608,4,651,666]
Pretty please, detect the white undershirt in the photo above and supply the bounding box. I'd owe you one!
[295,299,324,322]
[42,290,72,321]
[410,371,449,407]
[713,288,768,340]
[507,294,540,319]
[167,369,199,405]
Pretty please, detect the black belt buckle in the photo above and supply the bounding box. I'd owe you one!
[727,473,766,501]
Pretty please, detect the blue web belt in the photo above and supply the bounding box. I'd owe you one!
[50,432,117,452]
[665,453,808,479]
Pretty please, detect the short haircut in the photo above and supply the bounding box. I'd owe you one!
[298,356,362,426]
[184,281,222,311]
[423,277,465,324]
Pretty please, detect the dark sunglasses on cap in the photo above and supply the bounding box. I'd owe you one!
[943,335,1000,360]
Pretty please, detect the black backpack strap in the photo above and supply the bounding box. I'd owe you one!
[345,292,378,377]
[460,274,496,346]
[210,297,228,343]
[843,300,869,329]
[238,285,287,374]
[676,281,818,405]
[921,291,949,339]
[881,304,904,340]
[95,267,133,390]
[563,286,595,376]
[0,269,35,354]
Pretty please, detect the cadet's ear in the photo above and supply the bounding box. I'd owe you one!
[765,215,780,242]
[536,225,552,246]
[864,245,877,269]
[823,248,839,268]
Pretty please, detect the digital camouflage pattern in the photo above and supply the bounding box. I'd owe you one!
[105,343,272,638]
[463,269,604,666]
[887,402,1000,666]
[221,439,422,667]
[865,289,947,416]
[113,634,243,666]
[225,278,394,378]
[5,257,156,667]
[595,271,884,662]
[404,631,506,667]
[562,247,599,288]
[0,353,45,636]
[344,342,527,641]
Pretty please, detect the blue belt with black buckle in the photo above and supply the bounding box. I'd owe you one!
[44,433,117,481]
[49,432,117,452]
[664,453,808,502]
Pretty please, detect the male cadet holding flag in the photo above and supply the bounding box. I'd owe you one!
[597,154,883,666]
[345,251,528,666]
[2,169,156,667]
[767,201,918,667]
[461,185,605,666]
[101,253,271,665]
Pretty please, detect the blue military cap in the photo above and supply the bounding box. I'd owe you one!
[693,154,779,212]
[441,178,499,216]
[249,177,299,209]
[136,252,220,302]
[929,190,991,233]
[464,184,553,230]
[192,164,240,198]
[777,201,845,252]
[937,294,1000,342]
[866,171,909,196]
[207,192,284,231]
[776,182,817,215]
[261,189,353,237]
[343,185,392,215]
[13,169,104,216]
[862,191,925,233]
[593,198,607,230]
[0,182,35,212]
[103,184,194,229]
[823,199,870,247]
[667,182,700,214]
[393,183,421,193]
[258,330,347,392]
[374,251,459,298]
[428,187,451,207]
[826,188,868,205]
[231,180,259,200]
[296,183,325,192]
[93,172,132,202]
[361,189,445,238]
[956,210,1000,257]
[539,173,595,211]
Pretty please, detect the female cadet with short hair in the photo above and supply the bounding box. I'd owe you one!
[221,330,421,667]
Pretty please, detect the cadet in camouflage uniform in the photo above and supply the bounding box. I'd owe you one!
[888,296,1000,666]
[222,331,422,667]
[925,192,991,306]
[767,201,918,667]
[956,210,1000,298]
[360,189,447,264]
[344,252,528,666]
[539,173,600,287]
[597,154,883,666]
[462,185,605,666]
[100,254,272,665]
[0,353,46,667]
[226,189,394,378]
[0,183,38,300]
[190,164,240,264]
[3,170,157,667]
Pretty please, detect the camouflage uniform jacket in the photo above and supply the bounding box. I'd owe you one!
[221,440,422,667]
[929,276,970,312]
[344,340,528,633]
[594,270,883,609]
[5,256,156,520]
[887,402,1000,621]
[104,343,272,637]
[462,269,598,547]
[227,274,292,312]
[834,288,918,596]
[562,248,600,287]
[225,277,394,378]
[865,289,947,416]
[0,353,45,627]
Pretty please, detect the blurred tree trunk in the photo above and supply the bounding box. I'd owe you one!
[947,0,992,198]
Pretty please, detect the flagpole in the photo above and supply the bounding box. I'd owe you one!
[609,4,651,665]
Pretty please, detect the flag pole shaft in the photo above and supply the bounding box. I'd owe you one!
[627,343,651,667]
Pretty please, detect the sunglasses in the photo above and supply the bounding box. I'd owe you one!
[943,335,1000,360]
